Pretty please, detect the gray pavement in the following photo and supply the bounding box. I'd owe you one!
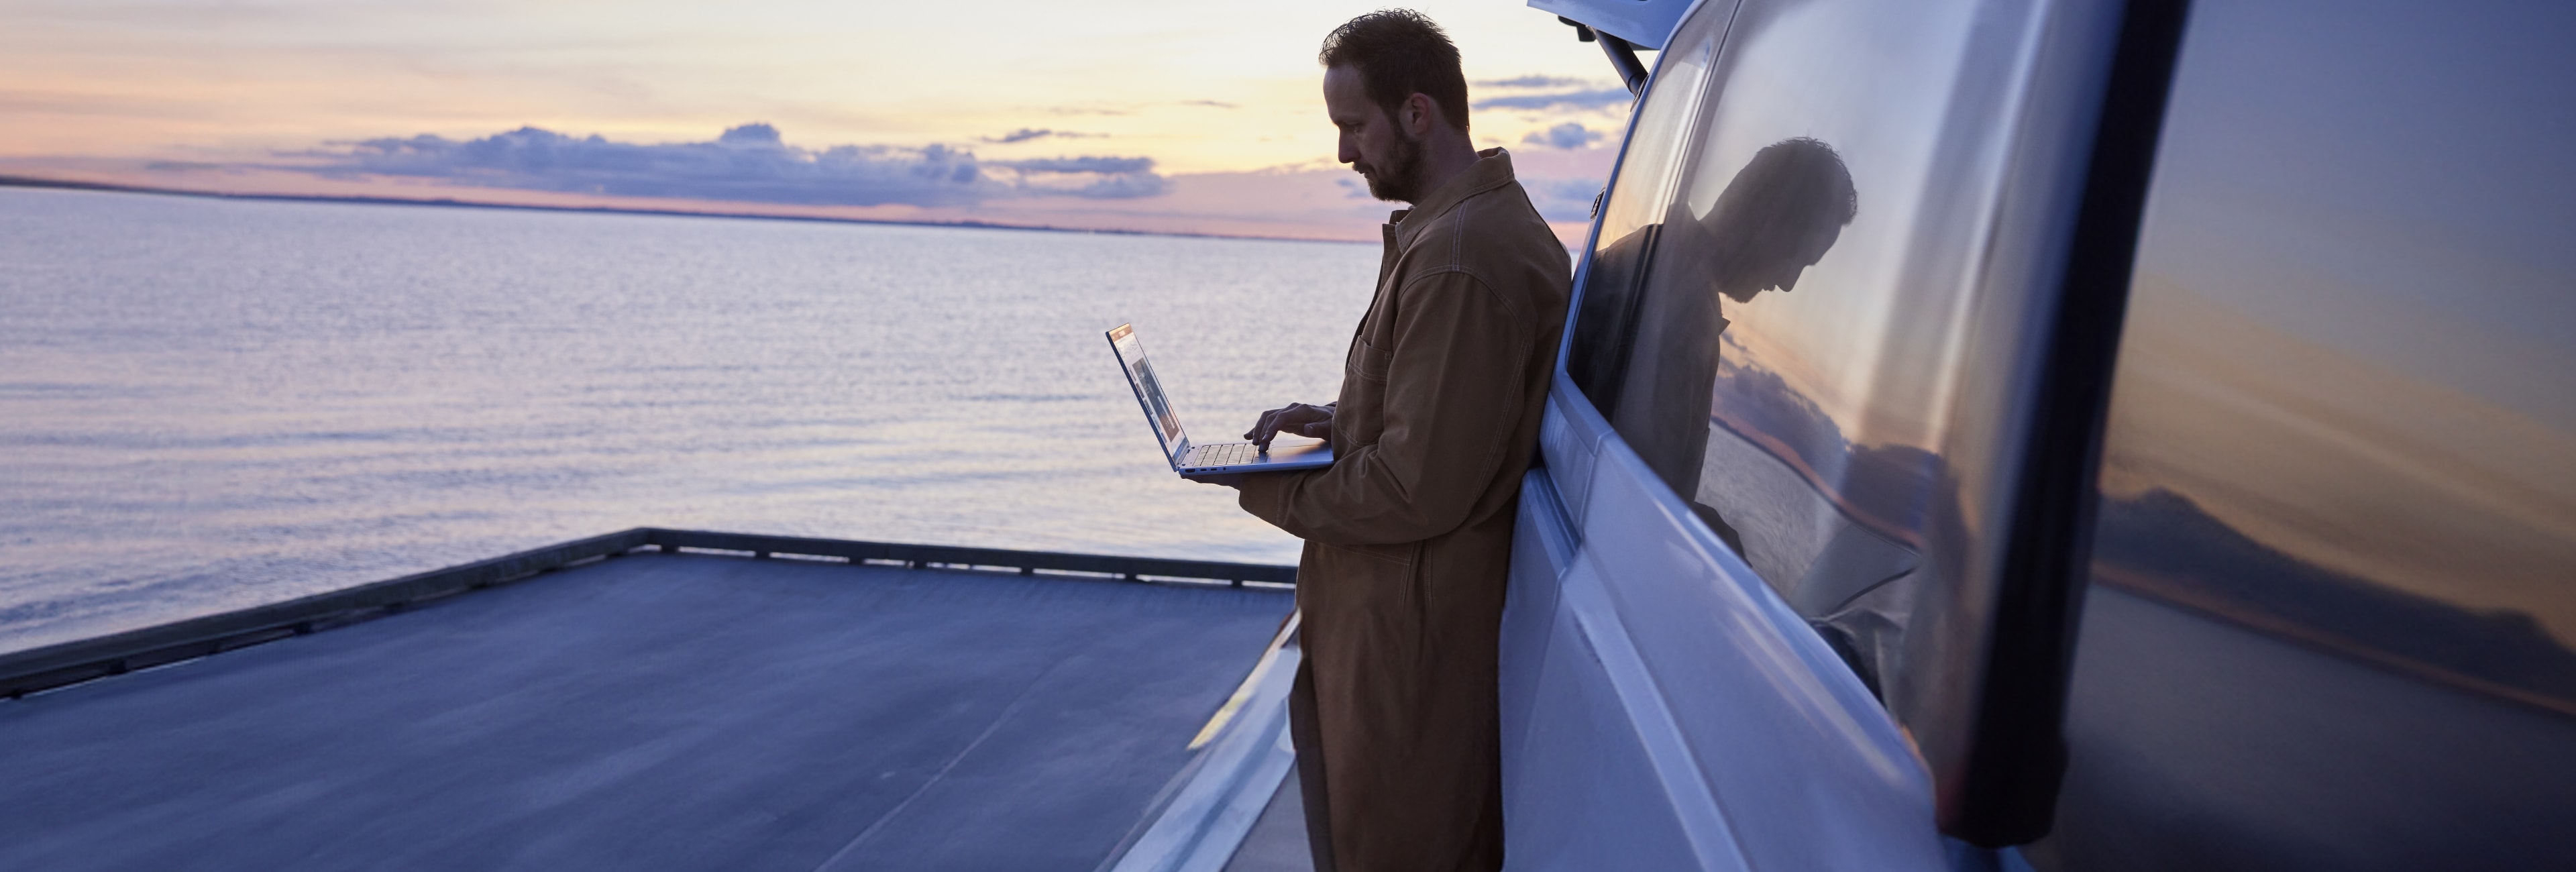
[1222,769,1318,872]
[0,552,1291,871]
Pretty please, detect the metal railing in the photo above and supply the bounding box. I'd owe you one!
[0,528,1293,699]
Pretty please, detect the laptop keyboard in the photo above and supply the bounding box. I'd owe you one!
[1185,442,1262,468]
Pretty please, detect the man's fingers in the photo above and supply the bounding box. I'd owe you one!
[1249,403,1303,447]
[1243,402,1328,449]
[1245,408,1278,441]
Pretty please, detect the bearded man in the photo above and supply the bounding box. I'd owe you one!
[1189,10,1572,871]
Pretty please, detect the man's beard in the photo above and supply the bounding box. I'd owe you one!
[1359,131,1426,203]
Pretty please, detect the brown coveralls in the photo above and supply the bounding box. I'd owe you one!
[1236,149,1571,872]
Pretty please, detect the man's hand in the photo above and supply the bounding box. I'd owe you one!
[1183,472,1245,488]
[1244,402,1335,449]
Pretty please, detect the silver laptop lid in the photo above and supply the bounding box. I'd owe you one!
[1106,323,1190,466]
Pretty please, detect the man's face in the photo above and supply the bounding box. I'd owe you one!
[1721,223,1843,304]
[1324,65,1425,203]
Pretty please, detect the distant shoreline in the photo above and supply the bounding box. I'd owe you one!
[0,174,1361,246]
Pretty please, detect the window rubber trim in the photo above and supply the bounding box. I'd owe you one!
[1947,0,2195,848]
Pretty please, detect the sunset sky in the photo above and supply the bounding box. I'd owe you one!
[0,0,1635,242]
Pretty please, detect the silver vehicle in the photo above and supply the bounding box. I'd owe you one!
[1513,0,2575,868]
[3,1,2564,869]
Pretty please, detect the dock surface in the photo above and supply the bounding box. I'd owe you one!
[0,550,1292,871]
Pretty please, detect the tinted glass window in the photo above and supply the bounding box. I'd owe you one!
[1565,13,1721,406]
[2094,0,2576,709]
[1564,0,2047,658]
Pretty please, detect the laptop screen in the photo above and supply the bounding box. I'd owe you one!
[1107,324,1187,461]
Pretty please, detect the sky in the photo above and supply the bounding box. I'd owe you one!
[0,0,1636,242]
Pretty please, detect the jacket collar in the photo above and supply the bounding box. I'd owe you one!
[1384,148,1519,249]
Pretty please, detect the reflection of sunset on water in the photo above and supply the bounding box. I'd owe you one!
[2097,275,2576,645]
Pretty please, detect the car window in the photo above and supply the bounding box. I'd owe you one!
[2093,0,2576,710]
[1564,0,2043,693]
[1565,18,1719,412]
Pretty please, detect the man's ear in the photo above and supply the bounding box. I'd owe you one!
[1403,93,1437,137]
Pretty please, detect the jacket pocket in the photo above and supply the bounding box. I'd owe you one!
[1350,336,1393,383]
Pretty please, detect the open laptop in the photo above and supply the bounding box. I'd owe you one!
[1106,323,1334,476]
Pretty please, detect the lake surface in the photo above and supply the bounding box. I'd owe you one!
[0,187,1377,655]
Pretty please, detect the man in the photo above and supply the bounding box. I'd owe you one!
[1189,10,1570,871]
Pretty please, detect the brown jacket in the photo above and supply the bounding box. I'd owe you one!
[1238,148,1571,871]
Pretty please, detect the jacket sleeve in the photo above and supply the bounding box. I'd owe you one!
[1236,270,1534,545]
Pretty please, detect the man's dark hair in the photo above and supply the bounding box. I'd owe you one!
[1707,138,1858,237]
[1699,137,1858,296]
[1319,9,1470,133]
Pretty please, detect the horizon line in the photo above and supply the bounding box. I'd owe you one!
[0,174,1374,246]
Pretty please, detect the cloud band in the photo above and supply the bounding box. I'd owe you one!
[295,123,1166,207]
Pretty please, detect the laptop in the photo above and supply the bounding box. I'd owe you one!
[1106,323,1334,476]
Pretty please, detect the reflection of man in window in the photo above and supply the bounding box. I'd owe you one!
[1616,138,1856,551]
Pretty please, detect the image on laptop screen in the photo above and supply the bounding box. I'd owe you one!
[1108,325,1185,457]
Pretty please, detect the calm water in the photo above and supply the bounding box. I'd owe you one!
[0,188,1377,655]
